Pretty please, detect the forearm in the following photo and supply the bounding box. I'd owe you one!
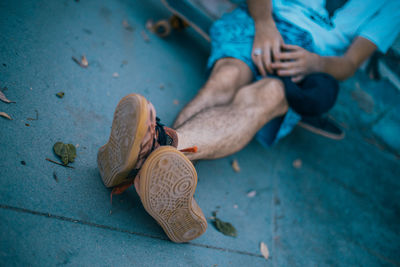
[247,0,274,28]
[315,36,377,81]
[316,55,357,81]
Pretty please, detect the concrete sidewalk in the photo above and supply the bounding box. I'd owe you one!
[0,0,399,266]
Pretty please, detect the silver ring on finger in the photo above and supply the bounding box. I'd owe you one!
[253,48,263,56]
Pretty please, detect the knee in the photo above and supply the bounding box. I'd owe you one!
[208,60,243,88]
[235,78,287,111]
[253,79,286,106]
[206,58,251,90]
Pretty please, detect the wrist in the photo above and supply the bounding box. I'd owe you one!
[312,53,324,73]
[255,17,276,31]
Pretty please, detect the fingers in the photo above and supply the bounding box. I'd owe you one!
[282,43,301,51]
[275,51,302,60]
[253,53,267,77]
[272,39,281,63]
[262,43,272,74]
[271,61,300,70]
[291,75,304,83]
[276,68,302,77]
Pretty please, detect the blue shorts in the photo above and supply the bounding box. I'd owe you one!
[207,4,338,146]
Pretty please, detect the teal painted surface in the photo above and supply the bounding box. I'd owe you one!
[0,0,399,266]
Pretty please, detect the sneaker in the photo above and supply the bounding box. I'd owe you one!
[97,94,206,242]
[97,94,178,188]
[298,115,345,140]
[138,146,207,243]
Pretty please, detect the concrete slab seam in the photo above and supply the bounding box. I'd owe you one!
[0,204,263,259]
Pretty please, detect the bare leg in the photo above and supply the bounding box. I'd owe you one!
[173,58,253,128]
[176,78,288,160]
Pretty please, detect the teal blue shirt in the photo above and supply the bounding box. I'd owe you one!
[272,0,400,55]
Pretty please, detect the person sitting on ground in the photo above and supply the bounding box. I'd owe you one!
[97,0,400,243]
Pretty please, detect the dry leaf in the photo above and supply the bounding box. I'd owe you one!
[292,159,302,169]
[0,112,12,120]
[0,90,15,103]
[247,190,256,198]
[231,159,240,172]
[56,92,65,98]
[72,56,88,68]
[213,217,237,237]
[141,30,150,42]
[260,242,269,260]
[173,99,179,105]
[233,204,238,209]
[81,55,88,67]
[112,72,119,78]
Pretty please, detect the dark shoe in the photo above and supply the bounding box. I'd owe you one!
[298,115,345,140]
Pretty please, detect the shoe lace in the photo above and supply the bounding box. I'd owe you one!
[153,117,172,148]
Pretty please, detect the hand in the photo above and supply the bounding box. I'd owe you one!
[252,21,284,76]
[271,44,321,83]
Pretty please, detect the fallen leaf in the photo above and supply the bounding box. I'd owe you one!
[292,159,302,169]
[53,142,77,165]
[141,30,150,42]
[231,159,240,172]
[81,55,88,67]
[173,99,179,105]
[72,55,88,68]
[233,204,238,209]
[211,211,237,237]
[247,190,256,198]
[0,90,15,103]
[122,19,135,32]
[56,92,65,98]
[159,84,165,90]
[213,217,237,237]
[260,242,269,260]
[25,123,30,126]
[0,112,12,120]
[112,72,119,78]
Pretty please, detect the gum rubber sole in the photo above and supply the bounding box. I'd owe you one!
[139,146,207,243]
[97,94,148,188]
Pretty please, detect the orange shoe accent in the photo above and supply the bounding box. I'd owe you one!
[179,146,198,153]
[110,180,134,204]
